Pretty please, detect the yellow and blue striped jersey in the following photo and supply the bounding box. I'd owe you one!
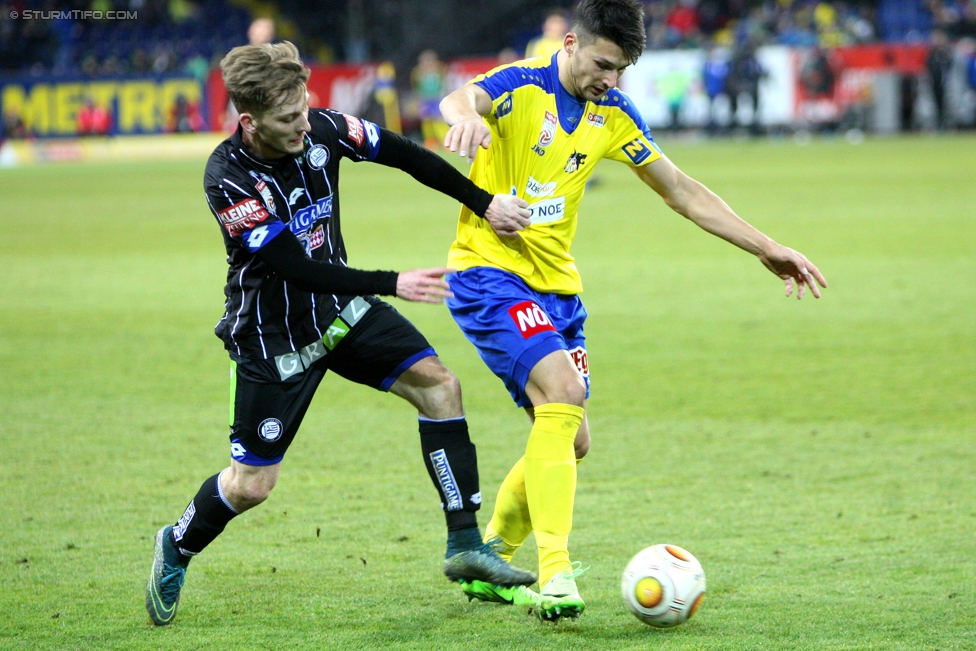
[447,54,663,295]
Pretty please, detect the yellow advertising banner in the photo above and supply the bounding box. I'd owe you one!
[1,76,205,136]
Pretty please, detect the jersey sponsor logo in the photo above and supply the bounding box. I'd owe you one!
[307,224,325,251]
[622,137,653,165]
[218,198,271,237]
[324,321,349,350]
[569,345,589,377]
[586,112,605,127]
[172,502,195,542]
[527,196,566,224]
[307,144,329,170]
[230,441,247,459]
[298,339,326,368]
[564,151,587,173]
[288,187,306,206]
[246,225,272,249]
[338,296,372,328]
[253,179,276,215]
[258,418,283,442]
[275,352,303,380]
[429,449,463,511]
[364,120,379,147]
[525,176,556,198]
[538,110,557,147]
[495,94,513,119]
[343,114,365,147]
[289,196,333,236]
[507,300,557,338]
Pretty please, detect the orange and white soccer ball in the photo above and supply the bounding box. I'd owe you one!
[621,544,706,628]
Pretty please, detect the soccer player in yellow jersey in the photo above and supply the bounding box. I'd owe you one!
[440,0,827,621]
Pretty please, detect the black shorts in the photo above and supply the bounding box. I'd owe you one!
[228,297,434,466]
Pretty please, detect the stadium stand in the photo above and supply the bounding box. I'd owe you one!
[4,0,975,76]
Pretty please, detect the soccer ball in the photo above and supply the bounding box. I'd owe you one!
[621,544,706,628]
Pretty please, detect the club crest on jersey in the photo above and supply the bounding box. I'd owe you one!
[538,110,557,147]
[253,179,276,214]
[564,151,587,173]
[307,144,329,170]
[343,114,365,147]
[586,112,605,127]
[507,300,557,339]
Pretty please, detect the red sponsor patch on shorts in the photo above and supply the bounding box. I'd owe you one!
[569,346,589,377]
[343,114,365,147]
[217,198,270,236]
[507,300,557,339]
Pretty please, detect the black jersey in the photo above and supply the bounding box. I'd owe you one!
[205,109,494,362]
[205,109,395,360]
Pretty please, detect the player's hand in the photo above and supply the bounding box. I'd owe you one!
[396,267,454,303]
[444,118,491,163]
[484,194,531,236]
[758,245,827,299]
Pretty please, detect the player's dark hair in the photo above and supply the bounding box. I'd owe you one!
[221,41,310,116]
[571,0,646,64]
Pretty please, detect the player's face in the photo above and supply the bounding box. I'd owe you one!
[250,89,311,158]
[566,35,630,101]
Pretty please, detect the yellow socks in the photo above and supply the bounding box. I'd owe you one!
[484,455,586,562]
[523,403,584,587]
[484,457,530,562]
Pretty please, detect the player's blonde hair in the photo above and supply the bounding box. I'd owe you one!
[221,41,310,116]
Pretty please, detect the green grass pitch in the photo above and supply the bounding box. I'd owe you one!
[1,134,974,650]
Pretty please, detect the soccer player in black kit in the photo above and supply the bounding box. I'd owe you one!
[146,41,538,626]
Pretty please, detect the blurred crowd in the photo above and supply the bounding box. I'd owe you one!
[644,0,877,49]
[3,1,976,78]
[641,0,976,50]
[0,0,250,77]
[3,0,976,140]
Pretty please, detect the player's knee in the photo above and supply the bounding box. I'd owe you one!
[226,470,277,511]
[434,366,462,402]
[418,361,463,413]
[551,373,587,407]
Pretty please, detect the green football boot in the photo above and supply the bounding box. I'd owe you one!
[537,562,588,622]
[460,579,542,607]
[146,525,191,626]
[444,542,537,587]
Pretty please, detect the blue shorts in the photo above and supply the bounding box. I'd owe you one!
[447,267,589,408]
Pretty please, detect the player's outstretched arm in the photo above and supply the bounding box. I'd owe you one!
[633,156,827,299]
[256,229,453,304]
[396,267,454,304]
[371,128,529,235]
[255,229,399,296]
[440,84,493,163]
